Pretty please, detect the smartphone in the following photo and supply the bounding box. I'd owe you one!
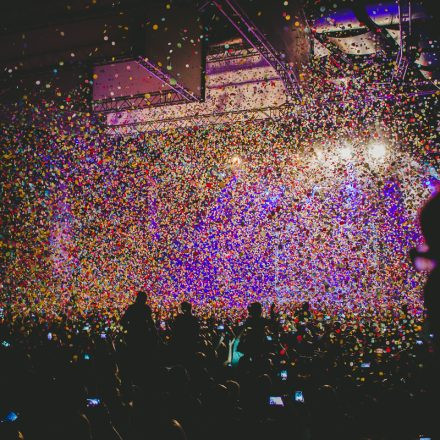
[217,324,225,331]
[324,315,330,320]
[361,362,371,368]
[279,370,288,381]
[47,332,53,341]
[86,398,101,408]
[84,354,90,360]
[2,411,19,423]
[83,325,90,331]
[266,335,272,341]
[0,308,4,318]
[2,340,10,348]
[294,391,304,403]
[416,340,423,345]
[269,396,284,407]
[100,333,106,339]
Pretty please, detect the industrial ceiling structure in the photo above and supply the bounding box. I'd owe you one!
[0,0,438,116]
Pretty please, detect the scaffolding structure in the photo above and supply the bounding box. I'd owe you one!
[105,80,437,135]
[211,0,301,100]
[207,42,259,63]
[135,57,201,103]
[92,90,193,113]
[92,56,202,114]
[106,103,299,135]
[394,0,412,81]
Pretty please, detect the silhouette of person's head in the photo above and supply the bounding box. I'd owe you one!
[420,191,440,261]
[180,301,192,315]
[135,291,147,305]
[248,302,262,318]
[419,191,440,349]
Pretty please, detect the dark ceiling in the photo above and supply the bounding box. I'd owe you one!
[0,0,438,103]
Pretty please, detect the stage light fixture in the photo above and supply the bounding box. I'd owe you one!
[369,142,387,159]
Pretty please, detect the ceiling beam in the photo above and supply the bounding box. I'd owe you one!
[136,56,202,103]
[211,0,301,100]
[351,1,399,55]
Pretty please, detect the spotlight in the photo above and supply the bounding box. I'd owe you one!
[339,145,352,160]
[230,155,242,166]
[369,142,386,159]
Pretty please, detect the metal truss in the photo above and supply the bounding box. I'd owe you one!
[207,44,260,63]
[92,56,202,113]
[406,80,439,97]
[104,80,437,135]
[393,0,412,81]
[211,0,301,100]
[313,32,354,68]
[105,103,297,135]
[92,90,191,113]
[135,56,201,103]
[207,41,249,56]
[352,1,398,56]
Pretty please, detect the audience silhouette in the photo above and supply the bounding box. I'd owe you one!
[237,302,277,359]
[419,192,440,349]
[120,291,159,349]
[0,195,439,440]
[171,301,200,362]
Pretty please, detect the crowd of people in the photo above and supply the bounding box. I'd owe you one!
[3,179,440,440]
[3,181,440,440]
[1,292,439,440]
[1,11,439,438]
